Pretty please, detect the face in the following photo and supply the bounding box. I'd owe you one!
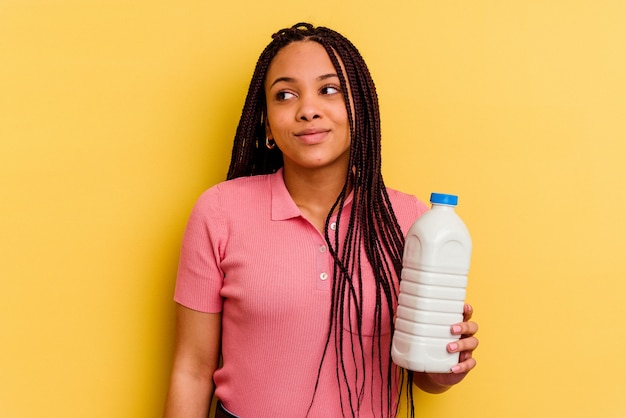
[264,41,351,174]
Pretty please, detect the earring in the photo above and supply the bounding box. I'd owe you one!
[266,137,276,150]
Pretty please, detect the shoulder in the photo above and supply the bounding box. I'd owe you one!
[195,174,272,206]
[187,174,273,225]
[385,187,428,214]
[385,188,429,233]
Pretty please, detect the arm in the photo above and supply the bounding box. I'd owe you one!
[413,303,479,394]
[164,304,222,418]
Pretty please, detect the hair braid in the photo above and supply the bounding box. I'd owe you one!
[227,23,414,417]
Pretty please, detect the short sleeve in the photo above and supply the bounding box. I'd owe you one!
[174,186,226,313]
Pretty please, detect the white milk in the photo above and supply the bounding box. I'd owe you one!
[391,193,472,373]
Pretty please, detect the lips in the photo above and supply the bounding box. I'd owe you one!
[294,128,330,144]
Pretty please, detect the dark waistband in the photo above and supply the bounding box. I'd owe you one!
[214,401,238,418]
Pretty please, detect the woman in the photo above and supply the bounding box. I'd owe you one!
[164,23,478,418]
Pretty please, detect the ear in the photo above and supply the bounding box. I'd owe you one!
[264,114,273,139]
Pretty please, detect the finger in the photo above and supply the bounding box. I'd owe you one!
[448,336,479,354]
[463,303,473,321]
[451,321,479,336]
[451,355,477,374]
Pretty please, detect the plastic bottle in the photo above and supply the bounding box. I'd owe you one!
[391,192,472,373]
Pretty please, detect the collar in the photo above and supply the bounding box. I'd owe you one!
[270,168,301,221]
[270,167,354,221]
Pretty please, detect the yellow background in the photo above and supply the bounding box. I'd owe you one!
[1,1,625,417]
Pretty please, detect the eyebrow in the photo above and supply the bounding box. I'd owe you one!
[268,73,339,89]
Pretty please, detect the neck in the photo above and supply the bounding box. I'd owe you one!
[282,165,352,233]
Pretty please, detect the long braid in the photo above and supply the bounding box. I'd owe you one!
[322,28,409,417]
[227,23,414,417]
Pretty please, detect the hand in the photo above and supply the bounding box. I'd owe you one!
[427,303,479,388]
[450,303,479,372]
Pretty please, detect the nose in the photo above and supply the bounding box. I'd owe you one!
[296,93,321,121]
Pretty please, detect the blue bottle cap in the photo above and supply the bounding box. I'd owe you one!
[430,192,458,206]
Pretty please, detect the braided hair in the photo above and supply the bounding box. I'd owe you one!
[227,23,414,417]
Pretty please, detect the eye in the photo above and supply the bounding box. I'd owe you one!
[275,91,297,101]
[321,85,341,95]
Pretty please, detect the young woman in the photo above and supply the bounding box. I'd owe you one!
[164,23,478,418]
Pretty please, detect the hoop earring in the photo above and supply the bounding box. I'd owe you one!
[266,137,276,150]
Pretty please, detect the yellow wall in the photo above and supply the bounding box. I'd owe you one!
[1,1,625,417]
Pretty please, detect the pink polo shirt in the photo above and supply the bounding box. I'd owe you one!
[174,169,427,417]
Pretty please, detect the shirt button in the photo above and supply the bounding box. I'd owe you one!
[330,222,337,230]
[319,245,327,253]
[320,272,329,281]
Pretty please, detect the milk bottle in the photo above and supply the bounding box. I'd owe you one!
[391,193,472,373]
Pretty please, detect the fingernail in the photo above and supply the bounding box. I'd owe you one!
[451,365,461,373]
[448,343,458,352]
[452,325,462,334]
